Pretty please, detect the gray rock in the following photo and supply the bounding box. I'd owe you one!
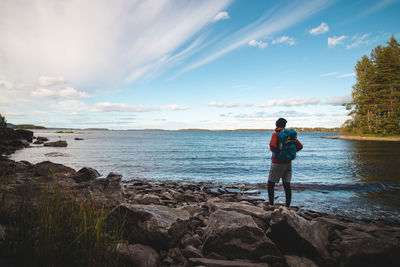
[183,245,203,258]
[266,207,329,259]
[134,193,161,205]
[85,172,122,207]
[285,255,318,267]
[33,161,76,179]
[117,243,159,267]
[44,152,69,157]
[202,209,280,260]
[43,140,68,147]
[337,231,400,267]
[73,167,100,183]
[15,129,33,142]
[33,140,44,144]
[36,136,49,142]
[107,203,191,249]
[207,199,273,230]
[188,258,269,267]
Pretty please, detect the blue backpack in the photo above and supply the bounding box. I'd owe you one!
[273,129,298,162]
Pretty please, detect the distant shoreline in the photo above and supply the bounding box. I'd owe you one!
[321,135,400,142]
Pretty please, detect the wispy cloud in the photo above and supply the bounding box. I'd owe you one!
[208,102,240,108]
[175,0,332,78]
[272,36,295,46]
[212,11,230,22]
[92,102,189,112]
[320,72,340,77]
[339,73,355,78]
[257,97,321,107]
[32,88,89,99]
[346,33,370,49]
[325,94,352,105]
[328,35,347,47]
[0,0,231,85]
[349,0,398,23]
[309,22,329,35]
[248,40,268,49]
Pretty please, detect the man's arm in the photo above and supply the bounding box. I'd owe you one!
[269,133,279,153]
[295,139,303,152]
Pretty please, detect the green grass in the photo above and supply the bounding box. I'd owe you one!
[0,185,126,267]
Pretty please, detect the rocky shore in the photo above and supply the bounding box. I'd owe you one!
[1,128,400,266]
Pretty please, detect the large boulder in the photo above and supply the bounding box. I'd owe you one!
[202,209,280,260]
[73,167,100,183]
[107,203,191,249]
[15,129,33,142]
[44,140,68,147]
[33,161,76,179]
[117,243,159,267]
[0,128,30,155]
[83,172,123,207]
[335,227,400,267]
[266,207,329,259]
[207,199,273,230]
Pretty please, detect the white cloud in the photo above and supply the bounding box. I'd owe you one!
[208,102,239,108]
[309,22,329,35]
[328,35,347,47]
[339,73,355,78]
[248,40,268,49]
[162,104,190,110]
[0,0,231,84]
[272,36,295,46]
[325,94,352,105]
[91,102,188,112]
[31,87,89,99]
[4,112,26,117]
[243,103,254,107]
[51,100,89,114]
[212,11,230,22]
[346,33,370,49]
[320,72,340,77]
[37,76,66,87]
[257,97,321,107]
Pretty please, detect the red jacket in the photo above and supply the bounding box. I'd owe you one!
[269,127,303,164]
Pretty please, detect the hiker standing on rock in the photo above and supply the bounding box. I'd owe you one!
[267,118,303,207]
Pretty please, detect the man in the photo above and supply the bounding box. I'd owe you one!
[268,118,303,207]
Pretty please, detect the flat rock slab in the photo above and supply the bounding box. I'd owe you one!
[107,203,191,249]
[203,209,279,260]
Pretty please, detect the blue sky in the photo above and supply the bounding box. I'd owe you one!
[1,0,399,129]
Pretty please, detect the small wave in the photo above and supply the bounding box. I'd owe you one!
[290,182,400,192]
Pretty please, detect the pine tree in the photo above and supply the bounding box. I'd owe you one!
[344,36,400,136]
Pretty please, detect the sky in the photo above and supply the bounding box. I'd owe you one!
[1,0,399,130]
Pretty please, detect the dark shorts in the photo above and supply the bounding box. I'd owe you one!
[268,163,292,183]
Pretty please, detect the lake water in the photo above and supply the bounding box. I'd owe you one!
[9,130,400,222]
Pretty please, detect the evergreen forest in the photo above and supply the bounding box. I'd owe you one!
[344,36,400,136]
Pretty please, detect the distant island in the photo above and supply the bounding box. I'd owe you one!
[11,124,46,129]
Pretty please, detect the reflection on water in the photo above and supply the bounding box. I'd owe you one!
[348,140,400,183]
[345,140,400,208]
